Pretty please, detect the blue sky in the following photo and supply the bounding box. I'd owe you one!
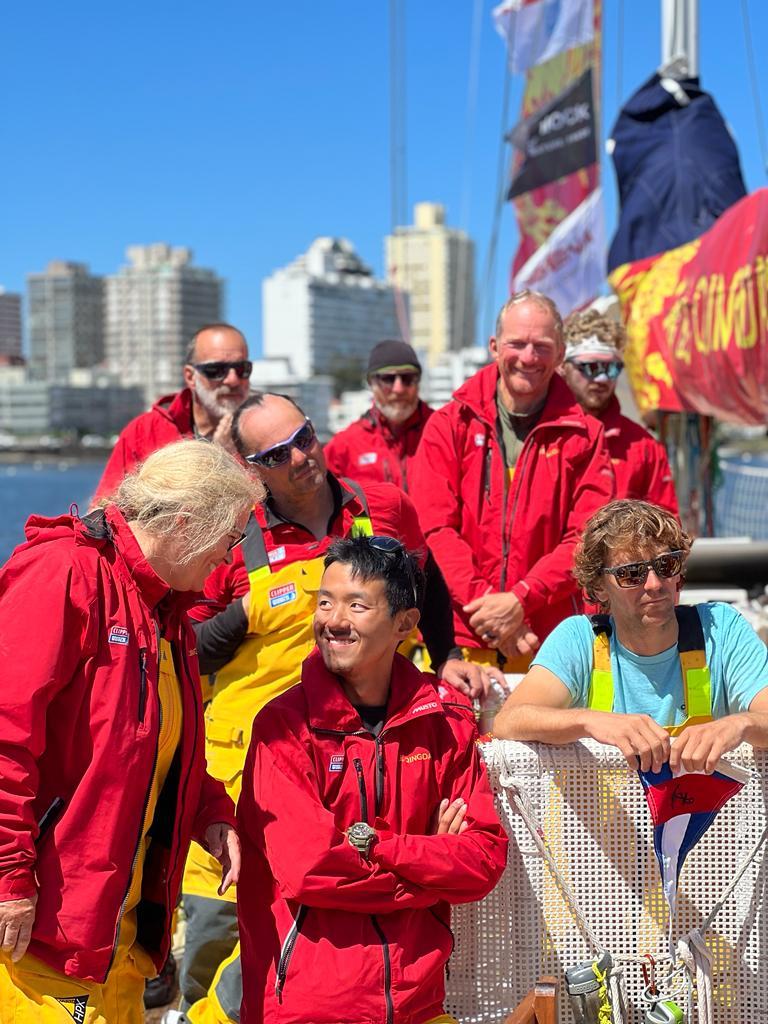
[3,1,766,356]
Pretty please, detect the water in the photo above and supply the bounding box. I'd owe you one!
[0,460,106,563]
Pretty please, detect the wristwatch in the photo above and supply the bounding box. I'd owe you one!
[347,822,377,859]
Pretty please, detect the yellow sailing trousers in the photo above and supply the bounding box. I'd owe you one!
[0,951,145,1024]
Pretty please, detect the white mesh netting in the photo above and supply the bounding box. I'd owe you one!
[445,739,768,1024]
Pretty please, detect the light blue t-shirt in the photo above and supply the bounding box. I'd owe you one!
[532,602,768,727]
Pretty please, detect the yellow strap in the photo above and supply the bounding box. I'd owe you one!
[679,650,712,719]
[248,565,271,584]
[588,632,613,712]
[351,515,373,537]
[591,960,612,1024]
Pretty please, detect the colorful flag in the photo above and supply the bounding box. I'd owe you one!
[508,68,597,199]
[639,759,751,914]
[513,187,604,315]
[609,189,768,423]
[493,0,594,75]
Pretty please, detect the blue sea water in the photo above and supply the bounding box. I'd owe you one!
[0,460,105,564]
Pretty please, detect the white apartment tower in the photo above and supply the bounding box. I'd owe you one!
[385,202,475,365]
[263,238,403,381]
[27,262,105,380]
[105,244,223,403]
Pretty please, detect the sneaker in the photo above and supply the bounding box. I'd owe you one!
[143,952,179,1009]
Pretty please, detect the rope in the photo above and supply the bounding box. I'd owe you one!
[677,930,714,1024]
[740,0,768,177]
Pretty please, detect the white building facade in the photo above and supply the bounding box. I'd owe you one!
[385,203,475,366]
[105,244,223,404]
[263,238,404,382]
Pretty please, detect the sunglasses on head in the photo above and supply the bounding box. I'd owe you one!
[367,534,419,606]
[245,419,316,469]
[193,360,253,381]
[372,371,420,388]
[602,550,685,588]
[569,360,623,381]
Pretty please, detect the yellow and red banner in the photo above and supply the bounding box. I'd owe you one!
[609,189,768,424]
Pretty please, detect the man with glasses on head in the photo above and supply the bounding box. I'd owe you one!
[324,339,433,493]
[411,289,615,676]
[234,535,507,1024]
[171,391,489,1024]
[493,500,768,774]
[561,308,678,514]
[94,323,252,501]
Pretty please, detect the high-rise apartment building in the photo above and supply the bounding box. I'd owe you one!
[105,244,223,403]
[0,289,22,359]
[385,202,475,365]
[263,238,404,382]
[27,262,105,380]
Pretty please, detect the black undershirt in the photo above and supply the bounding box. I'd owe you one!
[354,704,387,737]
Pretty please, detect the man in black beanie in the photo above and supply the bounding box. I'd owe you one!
[324,339,434,494]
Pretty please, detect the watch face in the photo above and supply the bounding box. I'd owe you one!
[349,823,373,841]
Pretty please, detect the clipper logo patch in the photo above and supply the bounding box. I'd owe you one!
[108,626,130,645]
[56,995,88,1023]
[268,582,297,608]
[474,433,485,446]
[268,545,286,564]
[358,452,378,465]
[329,754,345,772]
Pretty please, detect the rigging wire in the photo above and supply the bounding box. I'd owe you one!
[739,0,768,177]
[456,0,484,347]
[616,0,624,111]
[480,38,514,342]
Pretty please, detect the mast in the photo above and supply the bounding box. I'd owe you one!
[660,0,699,78]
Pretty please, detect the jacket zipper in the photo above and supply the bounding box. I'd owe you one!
[499,429,536,592]
[164,632,200,916]
[353,757,369,822]
[374,736,385,815]
[138,648,148,723]
[429,907,456,974]
[275,904,308,1002]
[106,675,162,976]
[371,916,394,1024]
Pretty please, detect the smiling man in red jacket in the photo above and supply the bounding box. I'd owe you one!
[411,289,615,672]
[236,535,507,1024]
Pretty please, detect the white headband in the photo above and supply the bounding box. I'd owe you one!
[564,335,622,362]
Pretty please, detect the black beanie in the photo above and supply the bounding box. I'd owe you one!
[366,339,422,376]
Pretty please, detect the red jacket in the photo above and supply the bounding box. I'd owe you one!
[324,401,434,494]
[236,650,507,1024]
[0,506,234,982]
[410,365,615,647]
[599,396,679,515]
[94,388,195,500]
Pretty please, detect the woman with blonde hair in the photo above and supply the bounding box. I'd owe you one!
[0,439,263,1024]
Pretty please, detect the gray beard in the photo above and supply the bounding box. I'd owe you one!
[193,380,243,424]
[374,396,419,424]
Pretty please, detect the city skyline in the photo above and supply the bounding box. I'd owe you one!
[3,2,767,358]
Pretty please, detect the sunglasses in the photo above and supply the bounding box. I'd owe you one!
[245,419,316,469]
[226,530,247,552]
[368,535,419,606]
[193,360,253,382]
[569,360,623,381]
[602,550,685,588]
[372,372,420,388]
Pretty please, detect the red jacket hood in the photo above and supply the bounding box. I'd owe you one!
[151,387,195,433]
[21,505,186,613]
[453,362,589,434]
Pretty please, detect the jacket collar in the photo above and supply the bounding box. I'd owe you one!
[302,648,444,734]
[260,473,359,532]
[152,387,195,434]
[454,363,590,434]
[99,505,175,611]
[596,394,623,435]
